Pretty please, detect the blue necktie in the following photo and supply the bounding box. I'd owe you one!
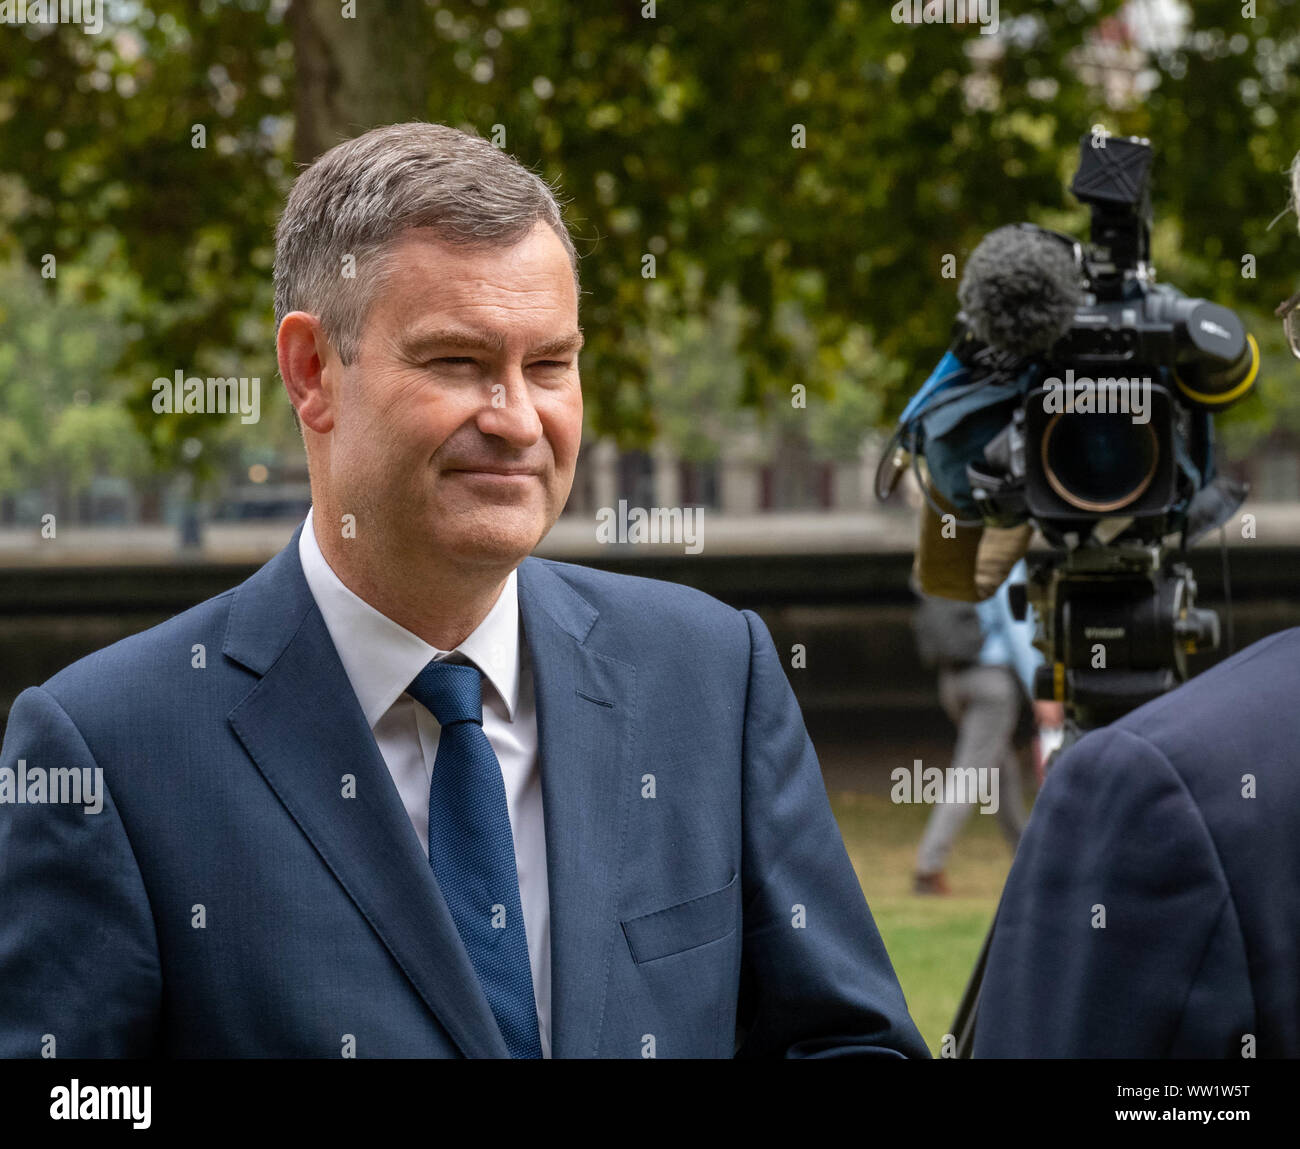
[407,657,542,1059]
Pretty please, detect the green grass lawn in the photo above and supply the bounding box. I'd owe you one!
[828,790,1021,1056]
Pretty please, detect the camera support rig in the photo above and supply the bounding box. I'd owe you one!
[1012,541,1221,735]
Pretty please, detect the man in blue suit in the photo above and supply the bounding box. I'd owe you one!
[973,157,1300,1058]
[0,122,926,1059]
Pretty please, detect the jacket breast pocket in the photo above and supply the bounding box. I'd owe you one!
[621,872,739,964]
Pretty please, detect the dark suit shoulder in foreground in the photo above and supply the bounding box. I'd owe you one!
[974,626,1300,1057]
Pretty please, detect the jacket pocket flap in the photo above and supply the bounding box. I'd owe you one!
[621,872,739,964]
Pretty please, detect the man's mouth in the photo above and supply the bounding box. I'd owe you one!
[445,467,539,484]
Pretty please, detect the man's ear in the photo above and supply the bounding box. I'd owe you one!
[277,311,337,434]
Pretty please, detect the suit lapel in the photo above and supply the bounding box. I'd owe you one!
[223,526,509,1059]
[517,557,635,1059]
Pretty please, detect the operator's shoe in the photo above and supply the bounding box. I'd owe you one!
[913,870,952,896]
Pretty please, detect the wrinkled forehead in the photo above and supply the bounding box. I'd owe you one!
[364,225,580,345]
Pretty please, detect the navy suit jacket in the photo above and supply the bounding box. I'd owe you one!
[0,527,926,1059]
[974,626,1300,1057]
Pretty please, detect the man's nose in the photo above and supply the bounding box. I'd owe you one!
[475,368,543,445]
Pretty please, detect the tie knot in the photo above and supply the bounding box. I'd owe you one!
[407,659,483,727]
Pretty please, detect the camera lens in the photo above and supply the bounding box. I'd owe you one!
[1041,412,1158,512]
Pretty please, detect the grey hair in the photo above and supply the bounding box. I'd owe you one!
[273,121,580,369]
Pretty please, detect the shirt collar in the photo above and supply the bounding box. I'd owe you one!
[297,506,521,727]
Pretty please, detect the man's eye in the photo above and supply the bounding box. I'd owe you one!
[532,360,572,369]
[428,357,477,367]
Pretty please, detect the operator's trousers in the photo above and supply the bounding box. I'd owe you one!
[916,664,1028,876]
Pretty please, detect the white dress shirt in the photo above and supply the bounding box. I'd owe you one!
[297,507,551,1057]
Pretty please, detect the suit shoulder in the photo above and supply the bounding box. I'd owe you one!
[40,586,240,707]
[1113,626,1300,749]
[525,557,751,641]
[1063,625,1300,806]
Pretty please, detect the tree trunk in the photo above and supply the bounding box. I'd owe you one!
[289,0,432,164]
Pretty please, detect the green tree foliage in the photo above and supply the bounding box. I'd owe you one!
[0,257,150,499]
[0,0,289,488]
[0,0,1297,486]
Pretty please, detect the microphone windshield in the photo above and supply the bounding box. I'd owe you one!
[958,224,1083,359]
